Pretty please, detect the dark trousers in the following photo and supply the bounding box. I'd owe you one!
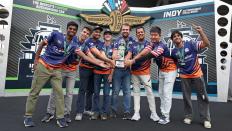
[76,67,94,113]
[181,77,211,121]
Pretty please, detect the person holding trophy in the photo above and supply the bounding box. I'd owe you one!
[110,23,135,120]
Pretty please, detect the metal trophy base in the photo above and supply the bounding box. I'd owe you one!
[115,60,125,68]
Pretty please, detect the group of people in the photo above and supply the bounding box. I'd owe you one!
[23,21,212,129]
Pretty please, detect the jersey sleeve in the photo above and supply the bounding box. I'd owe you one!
[151,45,164,58]
[145,42,154,51]
[98,42,105,51]
[192,40,203,52]
[46,32,55,44]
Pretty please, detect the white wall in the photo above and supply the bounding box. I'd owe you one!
[0,0,13,96]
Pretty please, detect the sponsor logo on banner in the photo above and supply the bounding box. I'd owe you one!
[80,0,150,33]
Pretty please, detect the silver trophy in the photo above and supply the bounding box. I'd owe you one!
[115,39,126,68]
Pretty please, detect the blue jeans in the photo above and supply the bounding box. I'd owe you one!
[92,73,110,114]
[111,68,131,113]
[76,67,94,113]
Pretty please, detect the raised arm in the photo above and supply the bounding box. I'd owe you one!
[192,24,210,48]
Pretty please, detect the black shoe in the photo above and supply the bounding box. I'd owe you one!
[41,113,54,123]
[100,113,108,120]
[56,118,68,128]
[64,114,71,123]
[90,113,99,120]
[24,116,35,127]
[110,110,117,118]
[122,112,131,120]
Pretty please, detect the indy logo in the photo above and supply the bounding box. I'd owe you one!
[80,0,150,33]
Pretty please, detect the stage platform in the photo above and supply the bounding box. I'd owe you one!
[0,96,231,131]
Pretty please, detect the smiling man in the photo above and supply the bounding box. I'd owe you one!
[41,26,95,124]
[75,26,114,121]
[125,26,177,124]
[110,23,135,120]
[170,25,211,129]
[24,21,79,128]
[24,22,107,128]
[126,26,159,122]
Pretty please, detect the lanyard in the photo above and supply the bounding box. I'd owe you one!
[64,37,72,56]
[137,41,146,53]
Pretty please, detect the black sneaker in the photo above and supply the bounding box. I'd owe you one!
[100,113,108,120]
[56,118,68,128]
[90,113,99,120]
[122,112,131,120]
[24,116,35,127]
[110,110,117,118]
[64,114,71,123]
[41,113,54,122]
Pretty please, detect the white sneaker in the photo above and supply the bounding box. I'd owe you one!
[183,118,192,124]
[131,113,141,121]
[204,121,212,129]
[83,110,94,116]
[75,113,82,121]
[150,113,160,122]
[158,116,170,124]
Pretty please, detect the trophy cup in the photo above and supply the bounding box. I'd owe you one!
[115,39,126,68]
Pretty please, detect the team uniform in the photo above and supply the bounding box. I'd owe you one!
[130,40,159,120]
[76,38,102,115]
[145,41,177,123]
[171,40,211,122]
[25,31,68,124]
[111,36,135,116]
[92,42,114,118]
[45,36,86,121]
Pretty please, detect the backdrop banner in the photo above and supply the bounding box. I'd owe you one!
[5,0,232,102]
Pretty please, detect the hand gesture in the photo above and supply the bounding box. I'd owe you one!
[98,61,110,69]
[109,59,115,68]
[192,24,203,33]
[124,59,134,68]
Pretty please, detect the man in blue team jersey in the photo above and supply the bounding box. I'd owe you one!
[90,29,114,120]
[171,25,211,129]
[110,23,135,120]
[40,26,95,123]
[75,26,115,121]
[125,26,176,124]
[23,21,106,128]
[126,26,160,122]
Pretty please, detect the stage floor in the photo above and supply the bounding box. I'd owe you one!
[0,96,231,131]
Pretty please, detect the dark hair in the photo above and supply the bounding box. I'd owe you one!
[170,30,183,40]
[122,23,131,30]
[150,26,161,36]
[136,26,145,33]
[66,21,78,30]
[83,26,92,34]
